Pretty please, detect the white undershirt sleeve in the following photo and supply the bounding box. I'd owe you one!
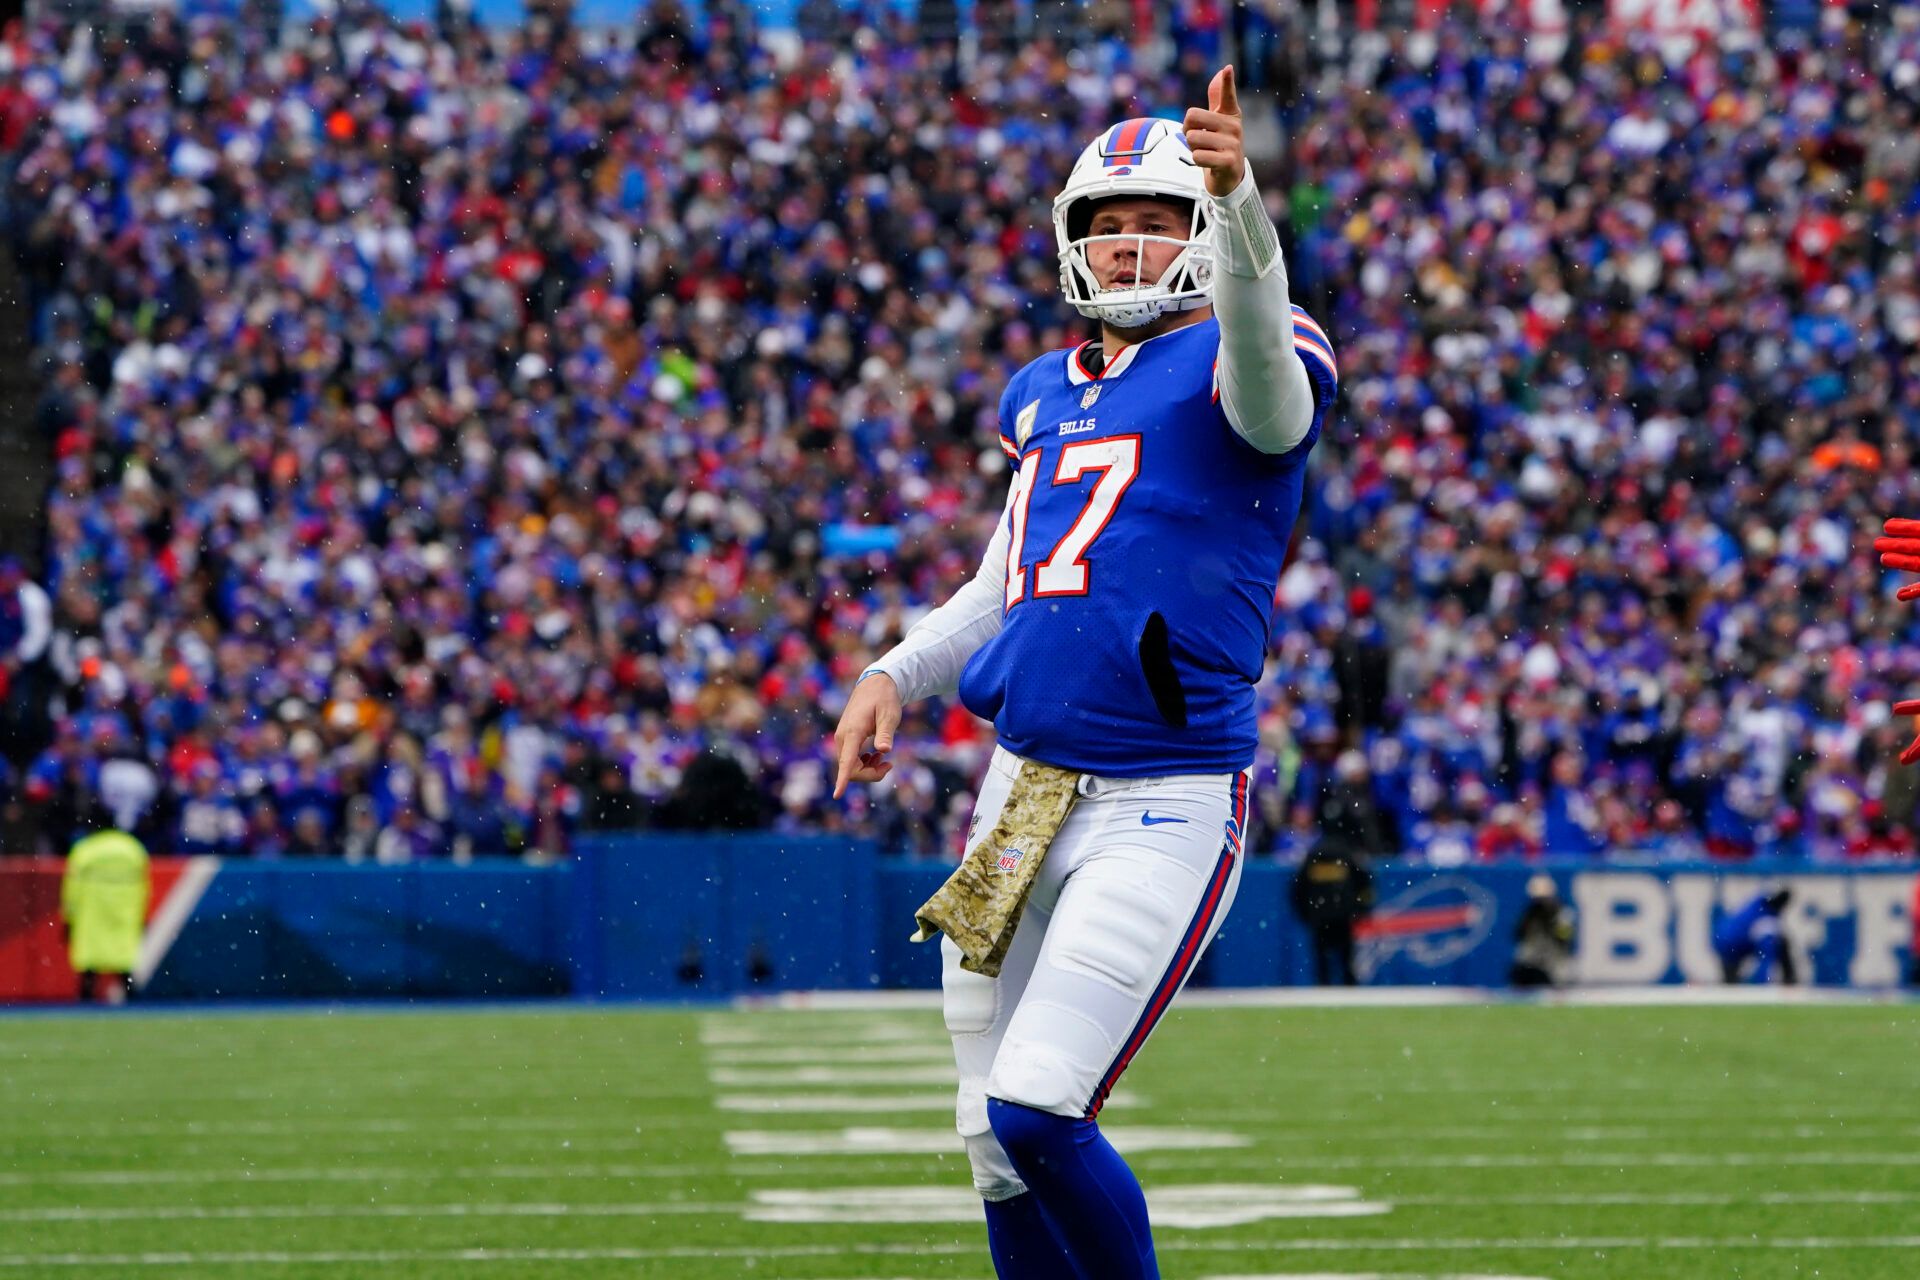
[1209,167,1317,455]
[864,477,1014,704]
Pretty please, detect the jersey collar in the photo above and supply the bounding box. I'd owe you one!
[1067,340,1144,386]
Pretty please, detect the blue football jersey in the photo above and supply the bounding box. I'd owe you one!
[957,310,1338,776]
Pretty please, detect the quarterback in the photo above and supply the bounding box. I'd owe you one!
[832,66,1336,1278]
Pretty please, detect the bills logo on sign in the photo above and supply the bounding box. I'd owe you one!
[1353,878,1498,981]
[997,847,1025,872]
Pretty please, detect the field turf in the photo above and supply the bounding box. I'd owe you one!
[2,998,1916,1279]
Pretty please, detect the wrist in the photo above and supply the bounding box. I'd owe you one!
[1207,165,1258,208]
[1211,169,1281,280]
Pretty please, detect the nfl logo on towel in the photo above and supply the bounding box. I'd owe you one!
[997,847,1024,872]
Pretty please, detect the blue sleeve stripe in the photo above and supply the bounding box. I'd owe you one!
[1292,318,1335,354]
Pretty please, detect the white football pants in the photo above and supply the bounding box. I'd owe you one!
[942,743,1248,1201]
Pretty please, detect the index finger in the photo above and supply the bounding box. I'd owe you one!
[833,727,864,799]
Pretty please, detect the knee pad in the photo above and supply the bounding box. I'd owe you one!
[990,1002,1108,1116]
[956,1072,992,1138]
[942,937,998,1036]
[958,1071,1026,1199]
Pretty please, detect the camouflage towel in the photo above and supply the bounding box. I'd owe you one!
[911,758,1082,977]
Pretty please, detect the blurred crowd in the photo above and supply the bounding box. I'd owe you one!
[1,0,1918,864]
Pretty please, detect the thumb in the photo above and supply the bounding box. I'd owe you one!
[1215,65,1238,117]
[874,703,900,753]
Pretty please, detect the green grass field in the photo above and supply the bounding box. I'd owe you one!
[2,998,1917,1279]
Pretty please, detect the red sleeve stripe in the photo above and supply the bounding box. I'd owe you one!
[1293,322,1335,357]
[999,437,1020,459]
[1293,333,1338,378]
[1293,327,1335,356]
[1296,351,1338,388]
[1290,306,1333,344]
[1291,315,1335,350]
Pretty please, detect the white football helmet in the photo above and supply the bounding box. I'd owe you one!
[1053,117,1215,329]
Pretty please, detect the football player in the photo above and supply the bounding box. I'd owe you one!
[832,66,1337,1278]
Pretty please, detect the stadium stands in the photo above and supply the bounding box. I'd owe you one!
[1,1,1917,865]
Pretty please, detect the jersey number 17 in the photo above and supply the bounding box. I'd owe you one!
[1004,435,1142,609]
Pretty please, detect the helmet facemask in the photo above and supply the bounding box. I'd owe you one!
[1055,195,1216,330]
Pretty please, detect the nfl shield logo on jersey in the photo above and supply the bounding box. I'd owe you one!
[997,847,1025,872]
[1080,385,1100,409]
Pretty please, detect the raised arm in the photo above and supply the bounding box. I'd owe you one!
[1186,65,1325,456]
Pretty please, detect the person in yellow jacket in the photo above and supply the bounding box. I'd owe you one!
[62,826,150,1005]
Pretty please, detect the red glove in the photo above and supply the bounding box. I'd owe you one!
[1896,701,1920,766]
[1874,517,1920,578]
[1879,520,1920,762]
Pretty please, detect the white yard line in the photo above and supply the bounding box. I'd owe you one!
[0,1201,736,1223]
[723,1126,1249,1157]
[713,1092,960,1113]
[706,1044,955,1065]
[709,1066,958,1086]
[1128,1150,1920,1170]
[5,1187,1913,1227]
[1395,1190,1920,1207]
[1083,1122,1910,1142]
[0,1162,768,1187]
[8,1147,1919,1188]
[1,1237,1918,1268]
[711,1089,1143,1113]
[0,1115,659,1139]
[698,1020,931,1046]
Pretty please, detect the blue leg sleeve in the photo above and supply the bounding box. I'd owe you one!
[987,1098,1158,1279]
[983,1190,1087,1280]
